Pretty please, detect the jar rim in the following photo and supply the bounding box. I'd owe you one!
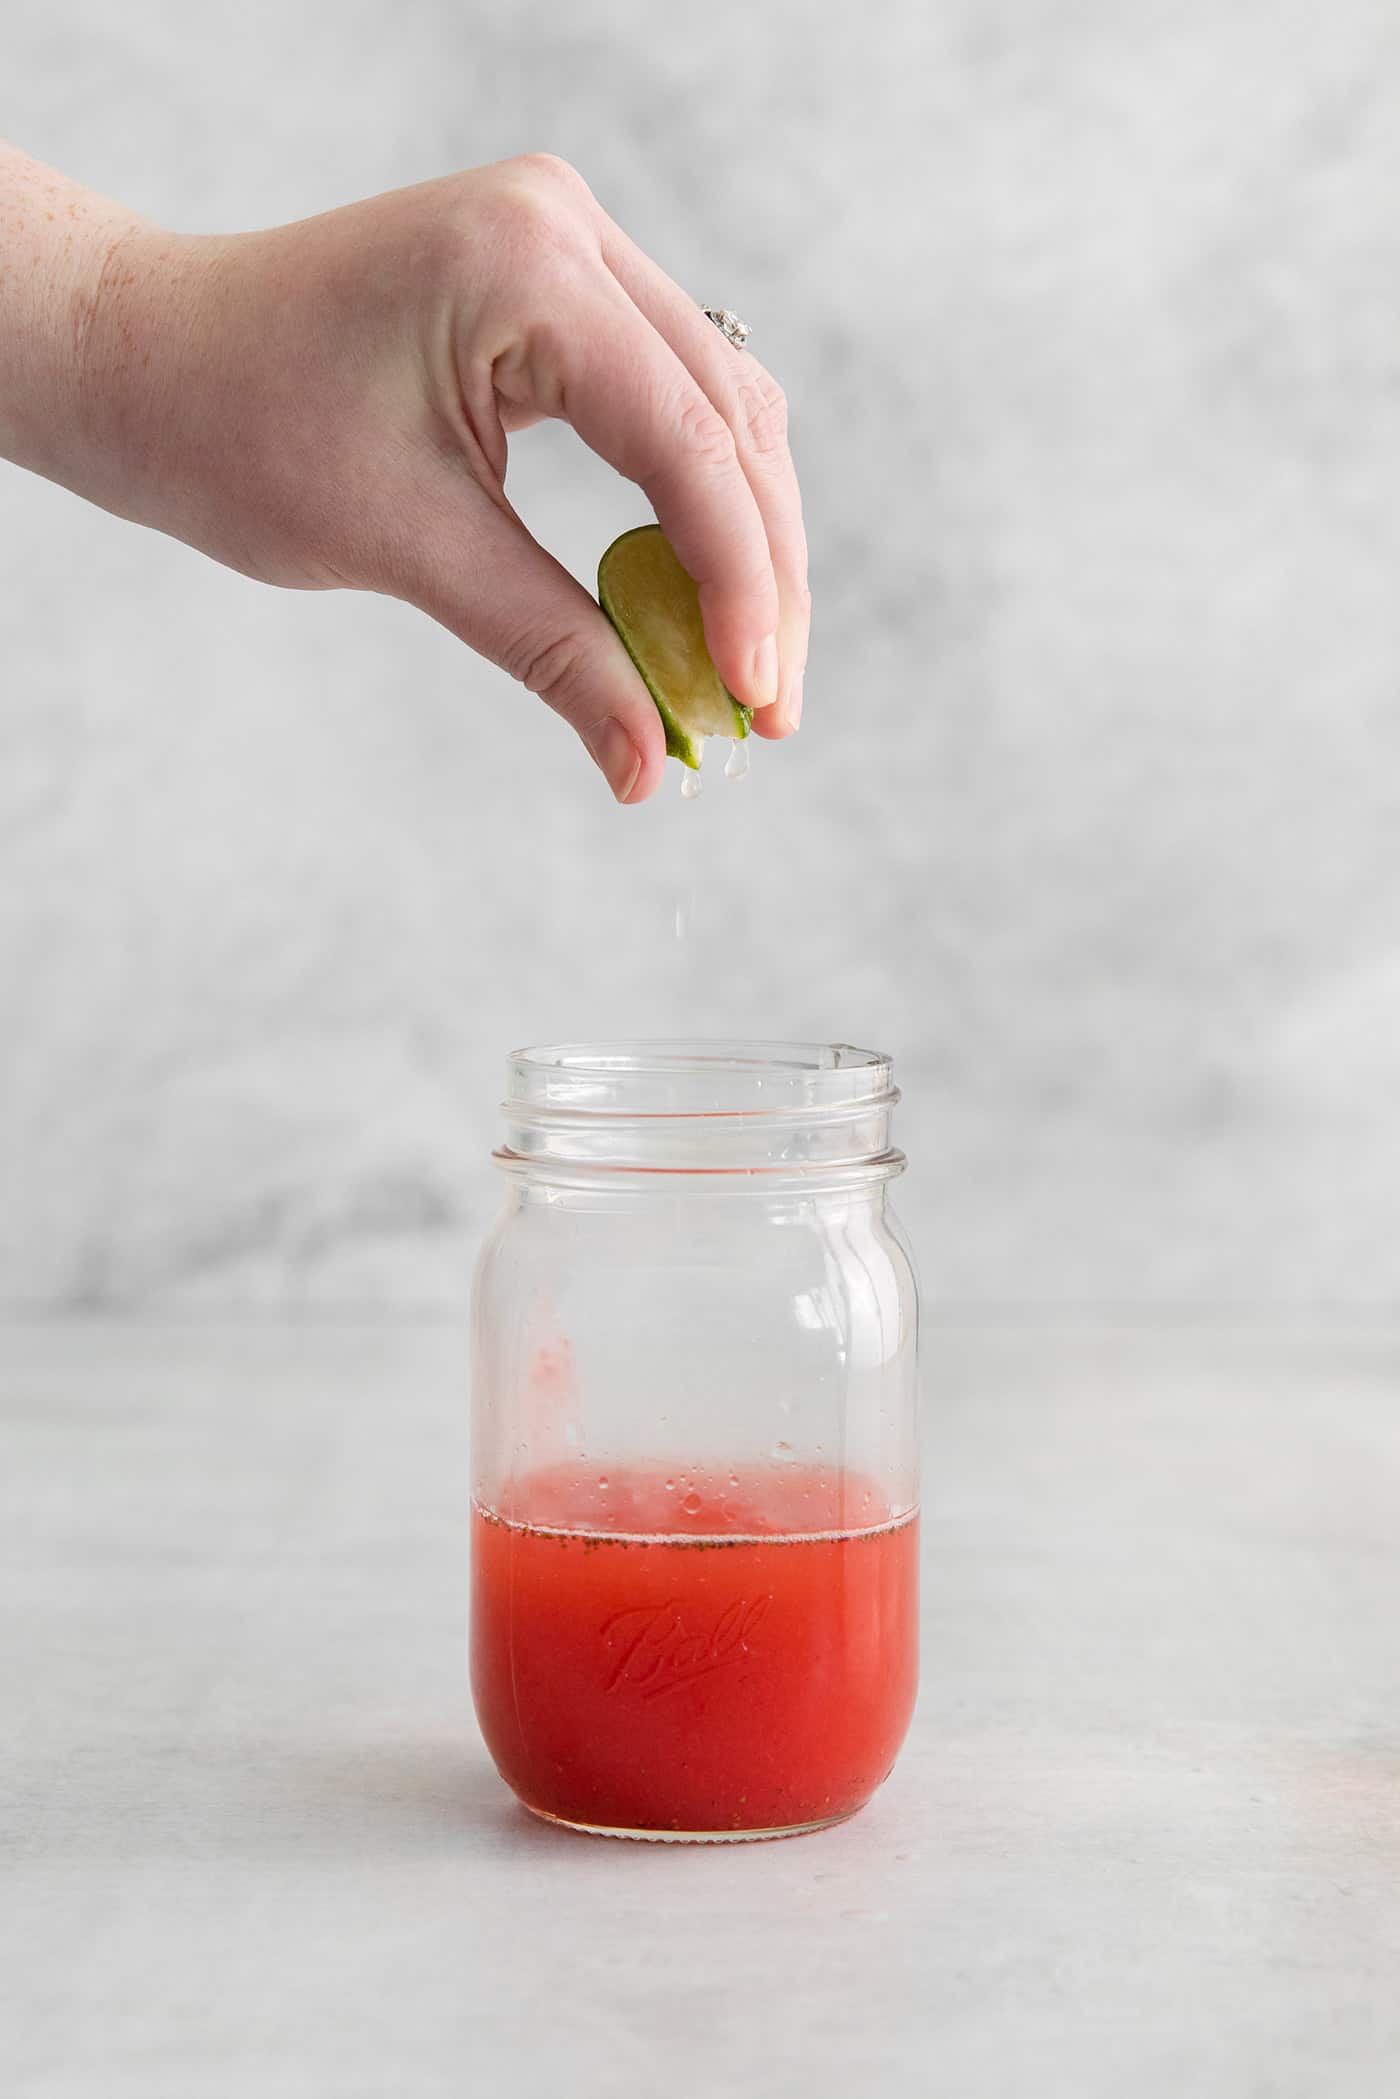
[506,1039,895,1116]
[498,1040,902,1181]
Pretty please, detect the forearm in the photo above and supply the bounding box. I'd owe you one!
[0,146,135,474]
[0,143,362,582]
[0,141,198,529]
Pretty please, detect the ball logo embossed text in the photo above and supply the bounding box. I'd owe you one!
[600,1594,772,1699]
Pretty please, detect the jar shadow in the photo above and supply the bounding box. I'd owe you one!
[2,1736,528,1866]
[282,1739,524,1851]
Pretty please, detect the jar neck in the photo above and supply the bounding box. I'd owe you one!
[495,1039,905,1191]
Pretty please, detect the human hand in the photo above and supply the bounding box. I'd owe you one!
[20,152,809,802]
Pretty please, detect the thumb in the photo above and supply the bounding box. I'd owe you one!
[402,485,666,804]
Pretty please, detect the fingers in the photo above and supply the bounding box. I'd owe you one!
[597,223,810,738]
[420,153,810,788]
[532,267,783,718]
[399,470,667,804]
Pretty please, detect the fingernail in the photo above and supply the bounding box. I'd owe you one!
[781,672,804,735]
[752,632,780,710]
[584,718,641,802]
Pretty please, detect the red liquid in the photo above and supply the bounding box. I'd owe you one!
[470,1464,918,1837]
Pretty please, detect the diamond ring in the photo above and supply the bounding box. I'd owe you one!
[702,306,751,350]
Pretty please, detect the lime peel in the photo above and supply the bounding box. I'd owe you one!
[598,525,752,770]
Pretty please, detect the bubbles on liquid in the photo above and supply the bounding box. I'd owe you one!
[596,1475,609,1490]
[772,1439,794,1461]
[664,1477,675,1492]
[681,1490,703,1517]
[680,768,703,800]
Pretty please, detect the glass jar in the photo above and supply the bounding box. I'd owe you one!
[469,1040,920,1842]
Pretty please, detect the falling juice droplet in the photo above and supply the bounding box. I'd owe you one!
[724,738,750,782]
[680,768,702,800]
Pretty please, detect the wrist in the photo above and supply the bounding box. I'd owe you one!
[72,222,219,532]
[0,145,217,535]
[0,148,137,488]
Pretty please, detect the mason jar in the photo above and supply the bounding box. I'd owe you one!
[469,1040,920,1842]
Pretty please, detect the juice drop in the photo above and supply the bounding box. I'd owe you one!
[680,767,703,800]
[724,738,750,782]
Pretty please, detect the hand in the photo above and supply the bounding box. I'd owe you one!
[36,153,810,803]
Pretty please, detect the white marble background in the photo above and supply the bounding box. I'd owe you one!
[3,0,1398,1312]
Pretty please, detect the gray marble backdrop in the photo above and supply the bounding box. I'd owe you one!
[3,0,1398,1311]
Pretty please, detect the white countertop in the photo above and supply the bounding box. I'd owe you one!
[3,1323,1398,2097]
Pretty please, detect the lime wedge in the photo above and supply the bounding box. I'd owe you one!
[598,525,751,769]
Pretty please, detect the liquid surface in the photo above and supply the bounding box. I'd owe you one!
[471,1463,919,1836]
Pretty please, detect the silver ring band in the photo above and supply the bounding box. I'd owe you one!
[702,306,751,350]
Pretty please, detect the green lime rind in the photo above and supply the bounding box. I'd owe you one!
[598,524,752,771]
